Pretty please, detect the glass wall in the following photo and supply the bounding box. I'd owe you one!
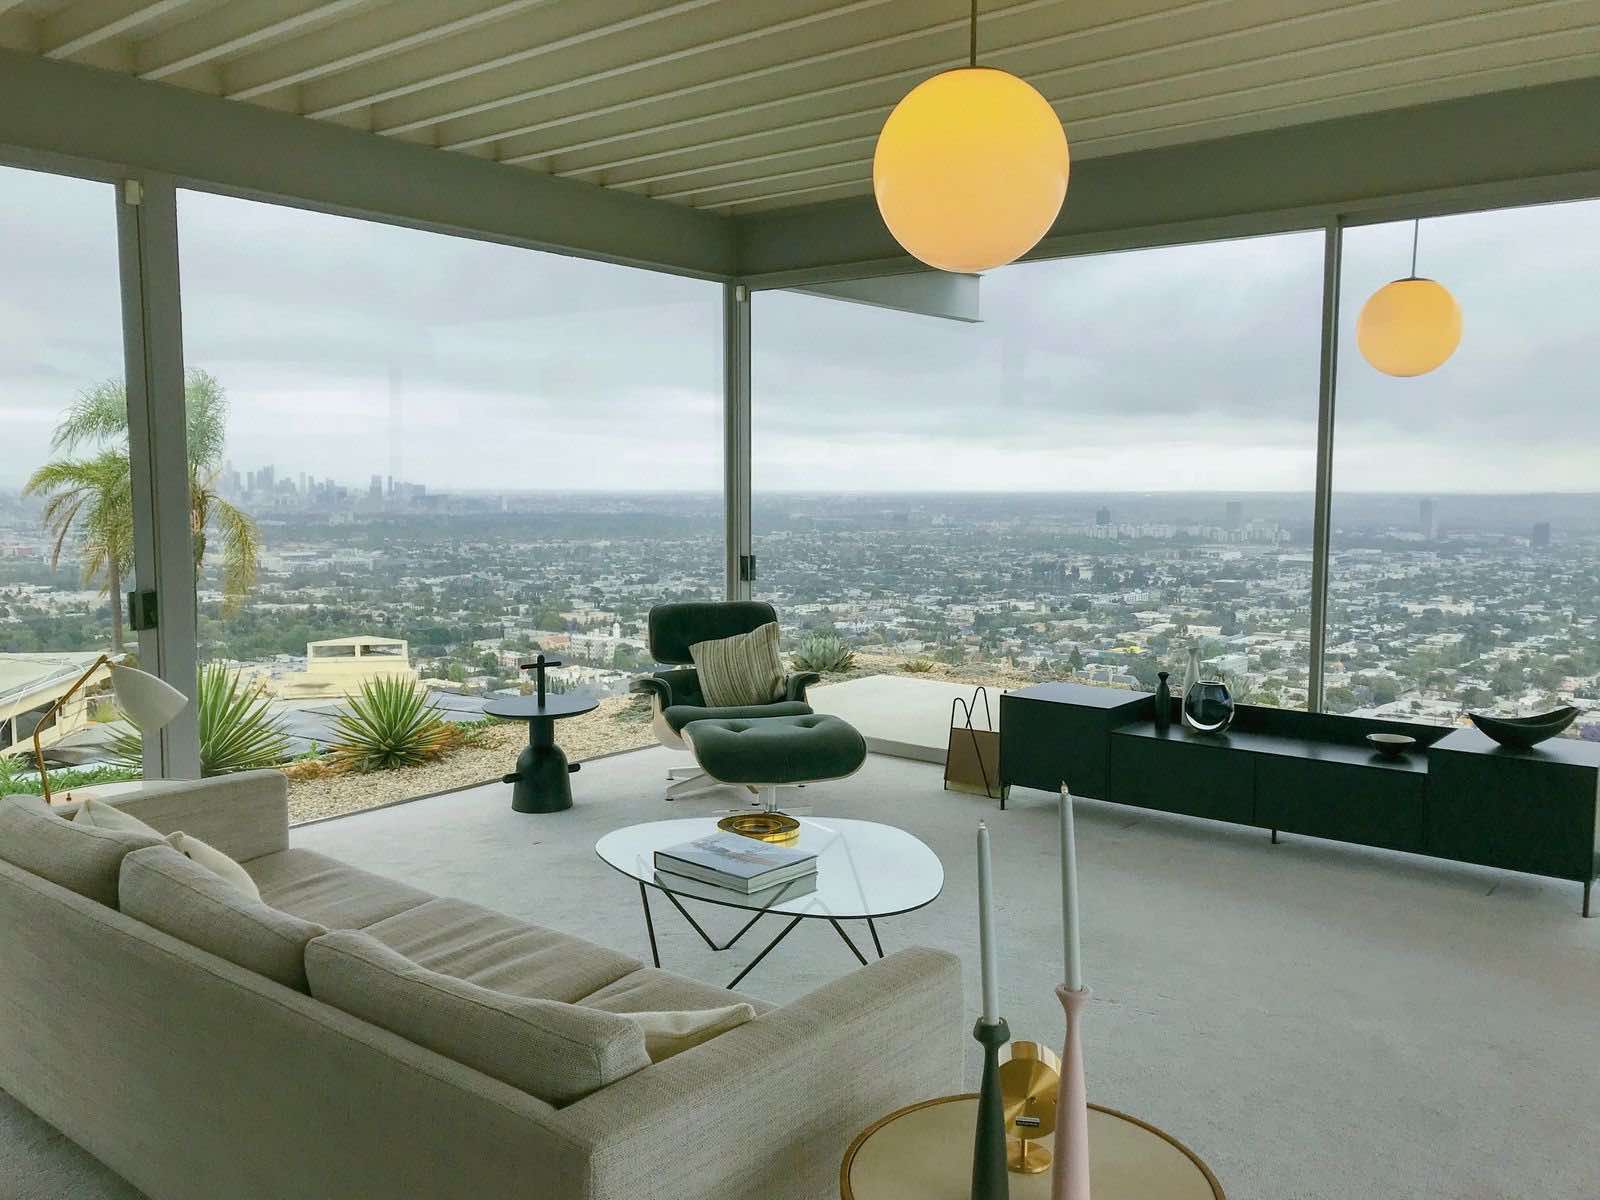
[1325,200,1600,737]
[0,164,148,790]
[753,231,1325,706]
[175,190,723,813]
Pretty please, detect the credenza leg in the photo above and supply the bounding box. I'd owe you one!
[1584,880,1593,918]
[1270,828,1279,845]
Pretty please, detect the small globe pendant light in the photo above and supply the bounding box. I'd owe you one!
[1356,220,1462,377]
[873,0,1069,273]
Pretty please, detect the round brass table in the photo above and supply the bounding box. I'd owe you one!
[841,1094,1224,1200]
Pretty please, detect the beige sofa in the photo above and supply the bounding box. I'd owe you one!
[0,772,963,1200]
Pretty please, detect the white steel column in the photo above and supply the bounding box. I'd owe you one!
[1306,218,1343,714]
[117,173,201,778]
[723,281,752,601]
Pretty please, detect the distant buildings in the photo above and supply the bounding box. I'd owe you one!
[1419,498,1437,541]
[1095,506,1111,526]
[1532,521,1551,548]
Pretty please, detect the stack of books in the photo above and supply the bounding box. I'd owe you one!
[654,832,818,900]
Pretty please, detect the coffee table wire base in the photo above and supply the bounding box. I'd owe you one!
[637,882,886,989]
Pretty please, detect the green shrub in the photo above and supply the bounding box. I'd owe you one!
[790,632,856,674]
[330,676,453,773]
[112,662,289,776]
[902,658,936,673]
[0,759,142,797]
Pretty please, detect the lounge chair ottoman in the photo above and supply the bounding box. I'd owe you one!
[679,713,867,806]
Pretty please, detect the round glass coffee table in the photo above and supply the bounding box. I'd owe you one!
[595,816,943,989]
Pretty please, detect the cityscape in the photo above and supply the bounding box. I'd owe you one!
[3,474,1596,741]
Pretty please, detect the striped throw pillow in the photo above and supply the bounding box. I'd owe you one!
[689,622,786,707]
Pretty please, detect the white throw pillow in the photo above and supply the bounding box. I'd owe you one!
[621,1004,756,1061]
[166,831,261,902]
[74,795,163,838]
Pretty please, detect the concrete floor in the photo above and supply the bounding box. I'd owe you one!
[7,745,1599,1199]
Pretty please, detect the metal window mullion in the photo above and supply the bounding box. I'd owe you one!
[1306,217,1343,714]
[723,281,752,601]
[118,173,200,778]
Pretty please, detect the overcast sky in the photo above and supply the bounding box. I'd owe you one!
[3,164,1596,494]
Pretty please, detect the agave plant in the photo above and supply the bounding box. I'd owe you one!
[112,662,289,776]
[902,657,936,673]
[790,631,856,674]
[329,677,454,774]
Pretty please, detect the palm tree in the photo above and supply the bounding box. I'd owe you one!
[25,371,262,649]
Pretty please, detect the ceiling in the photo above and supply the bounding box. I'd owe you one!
[4,0,1599,217]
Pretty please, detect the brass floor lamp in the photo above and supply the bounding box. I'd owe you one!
[30,655,187,804]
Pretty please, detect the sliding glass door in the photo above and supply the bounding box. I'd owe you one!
[0,163,157,790]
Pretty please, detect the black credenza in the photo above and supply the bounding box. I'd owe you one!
[999,683,1600,916]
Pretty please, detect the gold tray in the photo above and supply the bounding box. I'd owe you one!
[717,811,801,844]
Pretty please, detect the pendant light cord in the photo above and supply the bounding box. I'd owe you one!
[970,0,978,67]
[1410,219,1420,279]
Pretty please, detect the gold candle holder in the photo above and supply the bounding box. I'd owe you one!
[1000,1040,1061,1174]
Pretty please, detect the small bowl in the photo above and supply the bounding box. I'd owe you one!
[1366,732,1416,759]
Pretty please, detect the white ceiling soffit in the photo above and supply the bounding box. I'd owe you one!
[4,0,1599,216]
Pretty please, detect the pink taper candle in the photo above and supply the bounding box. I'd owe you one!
[1052,984,1091,1200]
[1054,784,1090,1199]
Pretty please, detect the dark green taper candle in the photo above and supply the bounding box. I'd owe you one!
[972,1016,1010,1200]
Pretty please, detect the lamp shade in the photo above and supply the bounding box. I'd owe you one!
[1356,277,1462,377]
[109,664,187,732]
[873,67,1068,273]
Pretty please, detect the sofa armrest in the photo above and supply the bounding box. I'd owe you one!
[784,671,822,702]
[556,947,964,1200]
[84,771,290,862]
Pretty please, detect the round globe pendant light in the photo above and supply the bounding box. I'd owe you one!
[1356,220,1462,377]
[873,1,1068,273]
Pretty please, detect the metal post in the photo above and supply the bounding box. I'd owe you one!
[1306,218,1343,714]
[723,281,752,601]
[117,174,200,779]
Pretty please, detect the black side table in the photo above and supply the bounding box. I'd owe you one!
[484,692,598,813]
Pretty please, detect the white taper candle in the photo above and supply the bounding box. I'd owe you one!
[1060,784,1083,992]
[976,820,1000,1024]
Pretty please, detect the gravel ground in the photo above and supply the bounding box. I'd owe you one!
[287,693,656,824]
[285,656,1065,825]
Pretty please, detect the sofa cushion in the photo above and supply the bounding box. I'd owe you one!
[581,966,774,1017]
[243,848,432,929]
[166,831,262,902]
[120,845,327,992]
[689,621,785,707]
[0,794,163,908]
[305,930,651,1106]
[74,795,163,837]
[363,897,639,1003]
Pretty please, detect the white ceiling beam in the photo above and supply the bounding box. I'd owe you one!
[302,0,721,120]
[629,0,1588,195]
[385,0,900,141]
[700,29,1600,211]
[136,0,367,81]
[456,0,1079,155]
[494,0,1286,166]
[224,0,551,101]
[41,0,193,59]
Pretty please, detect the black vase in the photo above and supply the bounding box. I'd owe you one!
[1154,671,1171,734]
